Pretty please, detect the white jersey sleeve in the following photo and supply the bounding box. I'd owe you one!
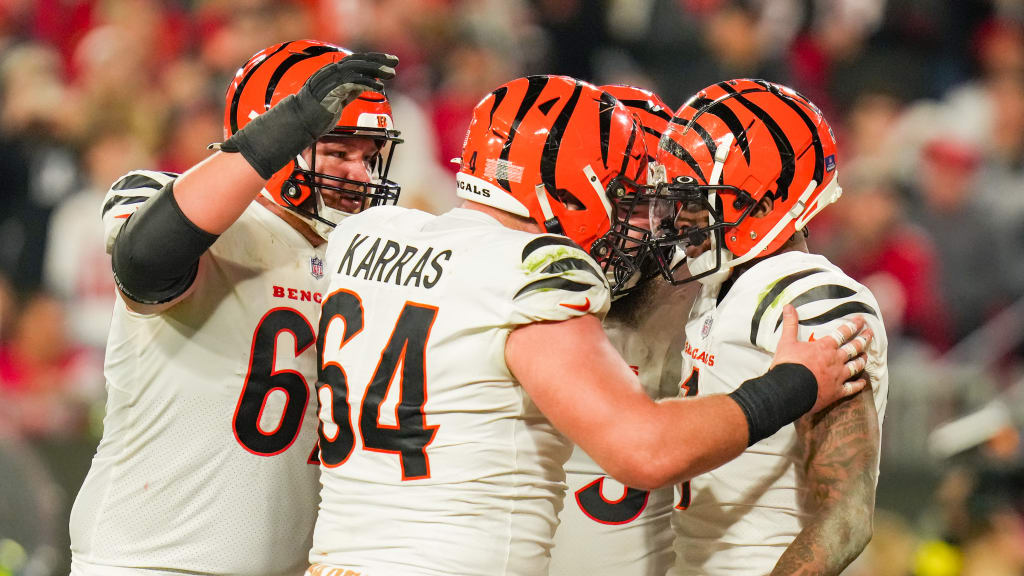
[509,235,611,324]
[670,251,888,576]
[747,255,889,420]
[101,170,178,253]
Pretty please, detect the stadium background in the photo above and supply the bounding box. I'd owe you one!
[0,0,1022,574]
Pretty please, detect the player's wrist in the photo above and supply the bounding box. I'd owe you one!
[219,92,331,180]
[727,363,816,446]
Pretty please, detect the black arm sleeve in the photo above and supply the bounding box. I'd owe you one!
[728,363,817,447]
[111,179,219,305]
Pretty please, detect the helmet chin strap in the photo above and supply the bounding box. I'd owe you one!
[296,153,353,240]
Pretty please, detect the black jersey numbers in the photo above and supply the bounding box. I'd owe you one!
[317,289,439,480]
[233,308,315,457]
[315,290,363,468]
[360,303,440,479]
[576,477,650,524]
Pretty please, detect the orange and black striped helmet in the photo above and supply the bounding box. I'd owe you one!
[652,79,842,284]
[601,84,672,164]
[595,84,673,295]
[224,39,402,228]
[455,75,648,254]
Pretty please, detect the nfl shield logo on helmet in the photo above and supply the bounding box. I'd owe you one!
[310,256,324,280]
[701,315,714,339]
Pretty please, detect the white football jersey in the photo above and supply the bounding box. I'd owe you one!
[70,171,325,576]
[311,206,611,576]
[550,282,697,576]
[669,251,888,576]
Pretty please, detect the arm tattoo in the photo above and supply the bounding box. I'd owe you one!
[769,377,880,576]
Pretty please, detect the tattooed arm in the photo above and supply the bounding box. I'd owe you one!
[769,383,880,576]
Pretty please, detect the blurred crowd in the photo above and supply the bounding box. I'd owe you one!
[0,0,1023,574]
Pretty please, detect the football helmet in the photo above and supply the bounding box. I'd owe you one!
[651,79,842,285]
[593,84,673,295]
[455,75,648,255]
[224,39,402,234]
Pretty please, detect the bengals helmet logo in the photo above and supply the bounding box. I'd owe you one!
[377,115,388,128]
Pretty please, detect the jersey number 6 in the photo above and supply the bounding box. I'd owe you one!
[316,289,440,480]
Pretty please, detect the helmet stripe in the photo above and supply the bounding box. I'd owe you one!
[716,82,796,201]
[687,97,751,164]
[541,80,584,197]
[617,98,673,123]
[228,41,292,134]
[618,117,640,179]
[773,93,825,187]
[658,135,707,184]
[670,115,718,167]
[488,86,509,127]
[498,75,550,191]
[598,90,616,167]
[264,45,341,108]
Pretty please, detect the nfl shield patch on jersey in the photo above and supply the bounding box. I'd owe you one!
[701,315,714,339]
[310,256,324,280]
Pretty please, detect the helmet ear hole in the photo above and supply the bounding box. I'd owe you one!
[553,188,585,210]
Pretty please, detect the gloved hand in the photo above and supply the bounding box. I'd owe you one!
[219,52,399,180]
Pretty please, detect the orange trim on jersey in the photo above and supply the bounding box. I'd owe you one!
[305,563,364,576]
[318,288,366,469]
[254,386,291,436]
[358,300,440,481]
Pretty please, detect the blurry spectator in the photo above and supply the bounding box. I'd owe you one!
[44,126,153,351]
[0,273,15,341]
[430,32,524,174]
[907,136,1012,343]
[0,290,101,439]
[388,92,458,213]
[701,1,791,85]
[844,509,919,576]
[156,101,221,174]
[821,160,951,351]
[197,0,316,82]
[839,84,906,166]
[0,42,83,290]
[958,464,1024,576]
[635,0,795,105]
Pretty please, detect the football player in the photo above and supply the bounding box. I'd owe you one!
[550,84,686,576]
[650,79,888,575]
[69,41,400,576]
[308,75,872,576]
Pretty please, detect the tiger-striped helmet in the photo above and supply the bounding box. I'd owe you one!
[594,84,673,295]
[455,75,648,254]
[652,79,842,285]
[224,39,402,230]
[601,84,672,163]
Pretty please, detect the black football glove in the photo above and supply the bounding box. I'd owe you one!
[218,52,399,179]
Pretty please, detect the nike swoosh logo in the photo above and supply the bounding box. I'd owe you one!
[560,298,591,312]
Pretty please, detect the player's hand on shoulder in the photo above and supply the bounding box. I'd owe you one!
[773,304,872,414]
